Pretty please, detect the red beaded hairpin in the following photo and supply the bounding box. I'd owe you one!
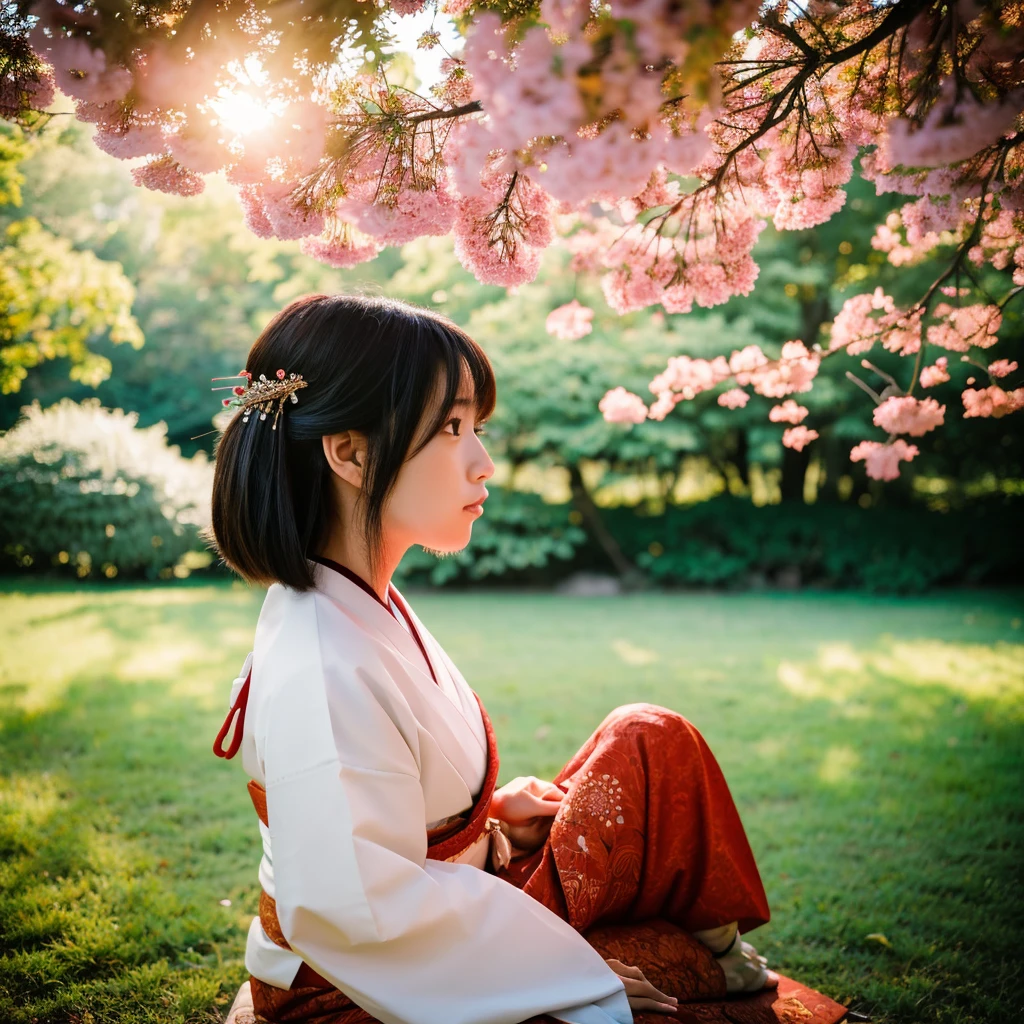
[211,368,308,431]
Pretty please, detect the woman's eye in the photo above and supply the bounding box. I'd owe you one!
[445,417,462,436]
[473,426,487,436]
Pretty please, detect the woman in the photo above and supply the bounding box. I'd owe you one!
[208,295,847,1024]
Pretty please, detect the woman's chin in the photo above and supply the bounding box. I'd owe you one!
[419,532,473,558]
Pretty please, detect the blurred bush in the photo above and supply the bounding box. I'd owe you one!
[605,496,1023,594]
[2,399,1016,594]
[402,493,1021,594]
[0,398,213,579]
[396,487,587,586]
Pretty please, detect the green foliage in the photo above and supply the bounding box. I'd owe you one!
[0,114,407,451]
[396,487,587,586]
[0,216,144,394]
[607,496,1024,594]
[0,124,144,395]
[0,398,213,579]
[467,273,711,471]
[0,126,29,205]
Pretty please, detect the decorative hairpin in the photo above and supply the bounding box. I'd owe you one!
[211,368,308,431]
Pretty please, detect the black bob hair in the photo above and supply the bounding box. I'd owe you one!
[205,294,496,592]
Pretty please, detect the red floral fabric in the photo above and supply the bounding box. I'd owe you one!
[250,702,848,1024]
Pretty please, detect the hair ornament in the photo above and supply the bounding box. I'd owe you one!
[211,368,308,431]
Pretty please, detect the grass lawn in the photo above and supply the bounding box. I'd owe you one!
[0,580,1022,1024]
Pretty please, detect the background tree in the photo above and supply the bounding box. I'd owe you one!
[0,122,142,393]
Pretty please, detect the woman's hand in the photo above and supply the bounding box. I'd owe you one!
[489,776,564,855]
[605,959,679,1015]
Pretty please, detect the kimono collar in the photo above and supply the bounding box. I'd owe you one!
[307,555,439,687]
[304,555,488,779]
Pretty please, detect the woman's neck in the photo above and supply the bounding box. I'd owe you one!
[315,534,404,604]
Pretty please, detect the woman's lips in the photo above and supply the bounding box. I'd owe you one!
[463,493,487,516]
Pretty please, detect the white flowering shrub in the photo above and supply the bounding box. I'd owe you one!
[0,398,214,579]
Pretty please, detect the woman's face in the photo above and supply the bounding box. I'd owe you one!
[383,374,495,557]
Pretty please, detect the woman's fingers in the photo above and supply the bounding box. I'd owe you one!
[605,960,678,1012]
[498,789,563,822]
[532,798,562,816]
[623,976,677,1006]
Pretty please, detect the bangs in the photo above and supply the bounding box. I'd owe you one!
[408,315,496,454]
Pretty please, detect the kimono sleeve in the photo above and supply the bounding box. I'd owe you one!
[262,661,631,1024]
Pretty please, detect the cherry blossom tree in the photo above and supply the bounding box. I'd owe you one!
[2,0,1022,481]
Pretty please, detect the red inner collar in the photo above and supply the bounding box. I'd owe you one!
[311,554,387,609]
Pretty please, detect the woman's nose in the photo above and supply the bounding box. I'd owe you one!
[472,441,495,481]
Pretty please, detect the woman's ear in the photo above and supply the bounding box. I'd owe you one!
[322,431,368,489]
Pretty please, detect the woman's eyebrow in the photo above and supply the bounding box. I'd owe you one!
[451,396,475,407]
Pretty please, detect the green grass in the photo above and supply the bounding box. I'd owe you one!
[1,579,1022,1024]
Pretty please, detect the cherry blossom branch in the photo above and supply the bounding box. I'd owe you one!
[406,99,482,124]
[845,371,884,404]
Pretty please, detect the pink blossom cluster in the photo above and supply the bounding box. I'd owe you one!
[769,400,809,424]
[872,396,946,437]
[968,207,1024,287]
[882,79,1024,170]
[850,440,919,481]
[961,386,1024,419]
[782,426,819,451]
[829,288,895,356]
[343,184,457,247]
[130,157,205,197]
[988,359,1018,379]
[453,169,554,286]
[871,198,962,267]
[641,392,673,421]
[29,3,132,107]
[926,303,1001,353]
[587,197,763,316]
[919,357,950,388]
[236,180,324,240]
[717,388,749,409]
[545,300,594,341]
[599,387,648,425]
[648,340,819,419]
[457,2,756,208]
[299,230,383,268]
[649,354,731,401]
[734,341,820,399]
[94,120,167,160]
[763,134,855,231]
[829,286,927,358]
[432,57,474,108]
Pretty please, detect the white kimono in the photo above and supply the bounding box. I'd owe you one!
[227,559,632,1024]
